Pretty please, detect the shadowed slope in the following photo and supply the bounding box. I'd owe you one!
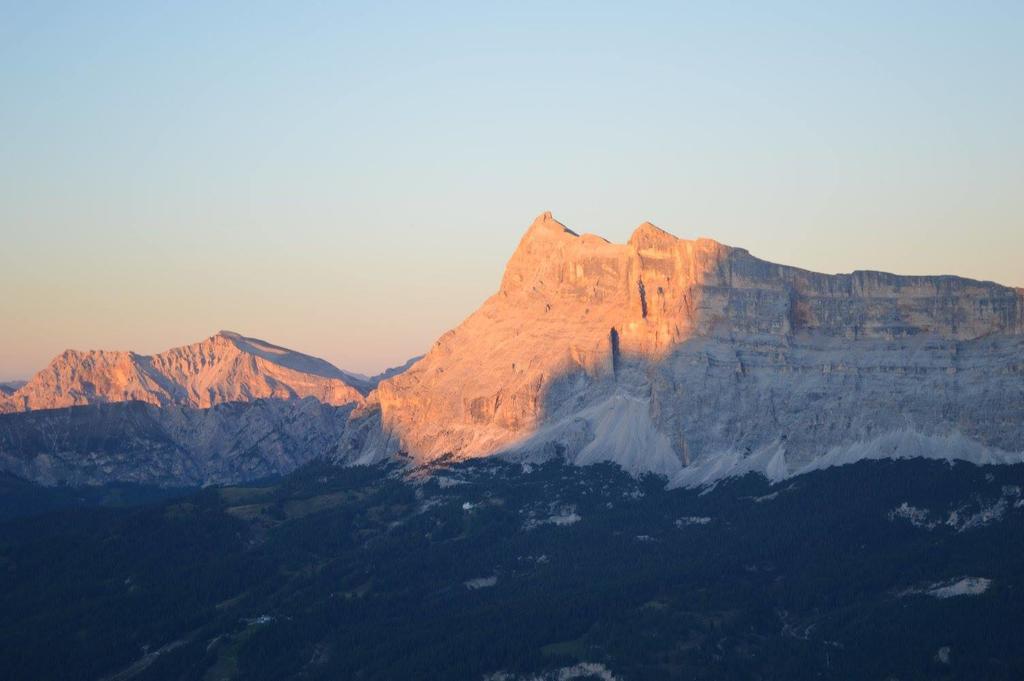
[0,398,355,486]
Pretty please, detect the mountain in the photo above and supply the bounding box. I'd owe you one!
[343,212,1024,484]
[0,331,368,414]
[367,355,424,385]
[0,381,25,396]
[4,215,1024,681]
[0,398,355,486]
[0,335,421,487]
[4,213,1022,489]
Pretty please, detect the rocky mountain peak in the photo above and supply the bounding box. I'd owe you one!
[351,214,1024,484]
[525,210,578,237]
[0,332,370,413]
[628,221,679,251]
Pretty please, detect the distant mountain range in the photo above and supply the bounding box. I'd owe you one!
[2,213,1022,487]
[0,381,26,396]
[0,331,371,414]
[0,334,396,485]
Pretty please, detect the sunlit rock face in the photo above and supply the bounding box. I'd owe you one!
[345,212,1024,481]
[0,331,368,413]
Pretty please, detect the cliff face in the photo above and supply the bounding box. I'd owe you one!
[351,212,1024,480]
[0,331,368,413]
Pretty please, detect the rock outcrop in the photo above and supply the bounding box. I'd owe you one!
[344,212,1024,482]
[0,331,368,413]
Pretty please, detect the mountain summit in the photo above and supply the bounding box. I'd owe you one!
[344,212,1024,483]
[3,213,1023,488]
[0,331,368,413]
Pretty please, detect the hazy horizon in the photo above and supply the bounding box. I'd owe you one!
[3,2,1022,380]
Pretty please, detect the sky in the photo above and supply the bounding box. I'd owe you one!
[1,1,1022,380]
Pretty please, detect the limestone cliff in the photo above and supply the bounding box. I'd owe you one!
[346,212,1024,482]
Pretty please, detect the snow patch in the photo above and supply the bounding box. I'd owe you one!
[947,499,1007,532]
[890,496,1009,532]
[928,577,992,599]
[547,511,581,526]
[889,502,937,529]
[524,505,581,530]
[483,662,621,681]
[901,577,992,599]
[465,576,498,590]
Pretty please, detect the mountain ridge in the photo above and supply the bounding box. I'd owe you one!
[0,331,369,414]
[2,212,1022,488]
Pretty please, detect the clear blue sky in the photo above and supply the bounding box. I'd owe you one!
[2,1,1022,379]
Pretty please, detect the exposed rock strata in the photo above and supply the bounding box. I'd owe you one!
[346,212,1024,481]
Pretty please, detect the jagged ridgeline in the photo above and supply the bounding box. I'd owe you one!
[2,213,1023,487]
[0,333,390,486]
[0,330,372,413]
